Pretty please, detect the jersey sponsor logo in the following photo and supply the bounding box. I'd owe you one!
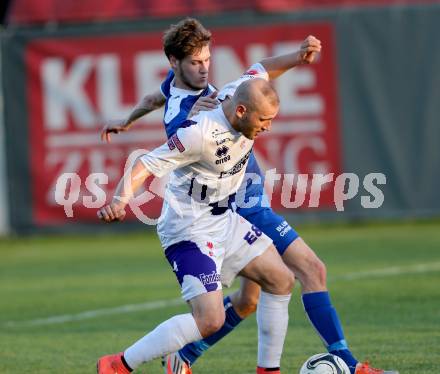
[216,155,231,165]
[211,128,231,139]
[167,133,185,153]
[199,270,220,285]
[216,137,232,146]
[219,149,252,178]
[215,145,230,164]
[276,221,292,237]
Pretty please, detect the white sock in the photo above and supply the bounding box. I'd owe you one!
[257,291,291,368]
[124,313,202,370]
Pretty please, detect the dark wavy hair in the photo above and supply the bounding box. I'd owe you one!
[163,18,212,60]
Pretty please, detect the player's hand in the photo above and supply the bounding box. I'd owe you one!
[97,202,126,223]
[187,91,219,118]
[101,119,130,143]
[297,35,322,65]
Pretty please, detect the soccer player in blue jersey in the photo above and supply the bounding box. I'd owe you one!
[101,18,397,374]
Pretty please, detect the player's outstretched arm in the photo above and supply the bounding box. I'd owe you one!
[97,124,203,223]
[260,35,321,80]
[97,158,151,222]
[101,90,166,143]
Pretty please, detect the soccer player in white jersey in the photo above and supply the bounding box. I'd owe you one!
[101,18,398,374]
[97,77,294,374]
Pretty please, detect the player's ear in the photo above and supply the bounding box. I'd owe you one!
[235,105,246,119]
[169,55,178,69]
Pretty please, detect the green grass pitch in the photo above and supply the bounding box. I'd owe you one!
[1,220,439,373]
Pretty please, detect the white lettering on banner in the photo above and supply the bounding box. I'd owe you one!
[96,54,133,120]
[34,28,343,221]
[42,57,97,130]
[282,136,330,175]
[212,47,245,87]
[246,44,267,67]
[277,70,324,116]
[41,42,325,133]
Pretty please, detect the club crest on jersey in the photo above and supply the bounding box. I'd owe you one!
[215,145,230,165]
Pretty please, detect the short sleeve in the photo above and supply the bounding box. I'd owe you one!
[241,63,269,81]
[217,63,269,100]
[160,70,175,98]
[140,123,203,177]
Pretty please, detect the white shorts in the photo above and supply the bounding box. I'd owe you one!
[163,211,273,301]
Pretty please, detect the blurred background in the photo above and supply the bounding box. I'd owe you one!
[1,0,440,234]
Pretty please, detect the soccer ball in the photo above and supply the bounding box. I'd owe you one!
[299,353,350,374]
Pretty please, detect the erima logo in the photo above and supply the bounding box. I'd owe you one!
[216,155,231,165]
[215,145,229,158]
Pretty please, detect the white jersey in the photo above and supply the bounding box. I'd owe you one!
[140,63,269,248]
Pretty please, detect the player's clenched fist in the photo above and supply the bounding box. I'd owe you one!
[297,35,322,65]
[97,202,126,223]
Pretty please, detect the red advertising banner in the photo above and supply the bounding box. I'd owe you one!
[26,22,342,225]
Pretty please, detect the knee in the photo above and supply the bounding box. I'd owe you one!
[282,269,295,293]
[267,267,295,295]
[306,256,327,287]
[195,311,225,338]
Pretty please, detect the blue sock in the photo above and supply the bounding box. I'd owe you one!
[178,296,243,366]
[302,291,358,374]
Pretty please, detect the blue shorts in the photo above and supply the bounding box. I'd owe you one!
[236,194,299,256]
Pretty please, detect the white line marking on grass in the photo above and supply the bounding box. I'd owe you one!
[330,261,440,281]
[3,262,440,328]
[3,298,184,328]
